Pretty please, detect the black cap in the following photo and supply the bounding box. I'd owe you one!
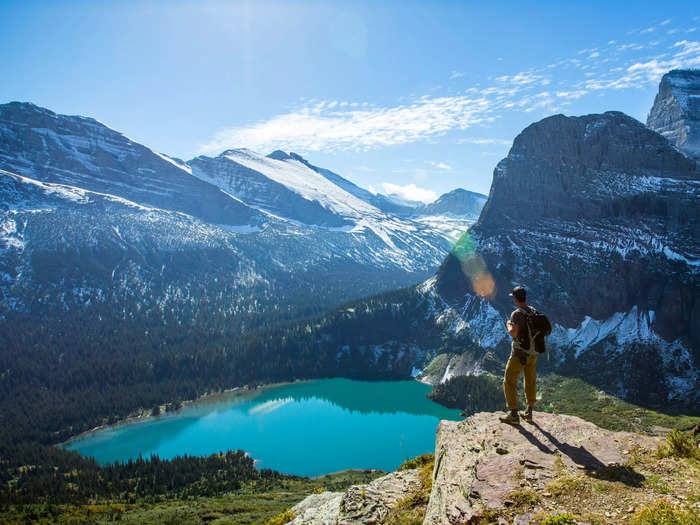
[509,286,526,301]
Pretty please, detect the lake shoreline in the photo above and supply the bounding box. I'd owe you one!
[59,378,458,476]
[59,379,307,448]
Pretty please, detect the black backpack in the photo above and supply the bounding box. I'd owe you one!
[518,306,552,354]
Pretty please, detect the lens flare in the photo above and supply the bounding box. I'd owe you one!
[471,271,496,298]
[451,231,496,300]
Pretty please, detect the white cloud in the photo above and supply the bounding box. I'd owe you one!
[380,183,437,203]
[199,95,498,154]
[199,24,700,155]
[556,90,588,99]
[457,138,512,146]
[430,161,452,170]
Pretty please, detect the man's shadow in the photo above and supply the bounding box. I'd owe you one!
[515,420,644,487]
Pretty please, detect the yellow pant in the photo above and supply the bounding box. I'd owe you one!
[503,352,537,410]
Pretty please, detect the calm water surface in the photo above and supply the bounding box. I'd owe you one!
[64,378,460,476]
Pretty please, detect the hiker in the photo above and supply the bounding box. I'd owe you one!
[500,285,538,425]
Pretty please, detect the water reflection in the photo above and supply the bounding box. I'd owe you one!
[64,378,460,476]
[249,378,457,417]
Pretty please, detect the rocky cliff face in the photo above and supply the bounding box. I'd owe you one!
[424,110,699,405]
[471,111,698,331]
[647,69,700,159]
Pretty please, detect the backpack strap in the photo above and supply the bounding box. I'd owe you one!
[518,306,542,342]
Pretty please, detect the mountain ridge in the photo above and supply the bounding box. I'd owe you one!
[647,68,700,159]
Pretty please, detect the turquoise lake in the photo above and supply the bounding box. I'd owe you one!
[63,378,461,477]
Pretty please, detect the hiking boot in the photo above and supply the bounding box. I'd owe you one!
[521,407,533,423]
[499,410,520,425]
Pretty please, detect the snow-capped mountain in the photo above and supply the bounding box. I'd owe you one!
[266,150,417,216]
[647,69,700,159]
[0,102,483,320]
[0,102,262,227]
[413,188,487,218]
[189,148,380,227]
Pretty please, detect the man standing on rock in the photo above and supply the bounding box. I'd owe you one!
[500,285,537,425]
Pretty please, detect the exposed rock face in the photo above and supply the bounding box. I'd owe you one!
[0,102,260,226]
[290,491,344,525]
[290,469,422,525]
[423,412,659,524]
[647,69,700,159]
[427,110,700,404]
[473,111,697,328]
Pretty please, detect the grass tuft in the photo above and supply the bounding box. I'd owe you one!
[657,429,699,459]
[385,457,435,525]
[505,489,540,507]
[631,499,700,525]
[265,508,295,525]
[541,514,578,525]
[399,453,434,471]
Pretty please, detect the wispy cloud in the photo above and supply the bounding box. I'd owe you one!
[199,95,498,154]
[430,161,453,170]
[199,22,700,155]
[457,138,512,146]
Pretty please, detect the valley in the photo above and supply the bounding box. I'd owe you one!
[0,69,699,524]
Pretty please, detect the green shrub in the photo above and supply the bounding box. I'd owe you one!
[657,429,699,459]
[632,500,700,525]
[399,453,434,471]
[265,508,295,525]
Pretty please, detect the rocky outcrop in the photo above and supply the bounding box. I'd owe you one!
[424,412,659,524]
[290,412,685,524]
[647,69,700,159]
[290,469,423,524]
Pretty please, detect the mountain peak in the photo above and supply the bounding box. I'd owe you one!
[647,68,700,158]
[221,147,257,158]
[266,149,293,161]
[265,150,310,164]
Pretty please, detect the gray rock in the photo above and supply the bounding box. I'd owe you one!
[288,470,424,525]
[647,69,700,159]
[423,411,659,524]
[431,108,700,405]
[338,468,423,524]
[290,491,343,525]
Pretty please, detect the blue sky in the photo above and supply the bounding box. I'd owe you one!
[2,1,699,199]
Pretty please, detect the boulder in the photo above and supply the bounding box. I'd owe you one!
[289,469,423,525]
[290,491,344,525]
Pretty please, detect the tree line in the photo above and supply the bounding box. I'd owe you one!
[0,285,458,504]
